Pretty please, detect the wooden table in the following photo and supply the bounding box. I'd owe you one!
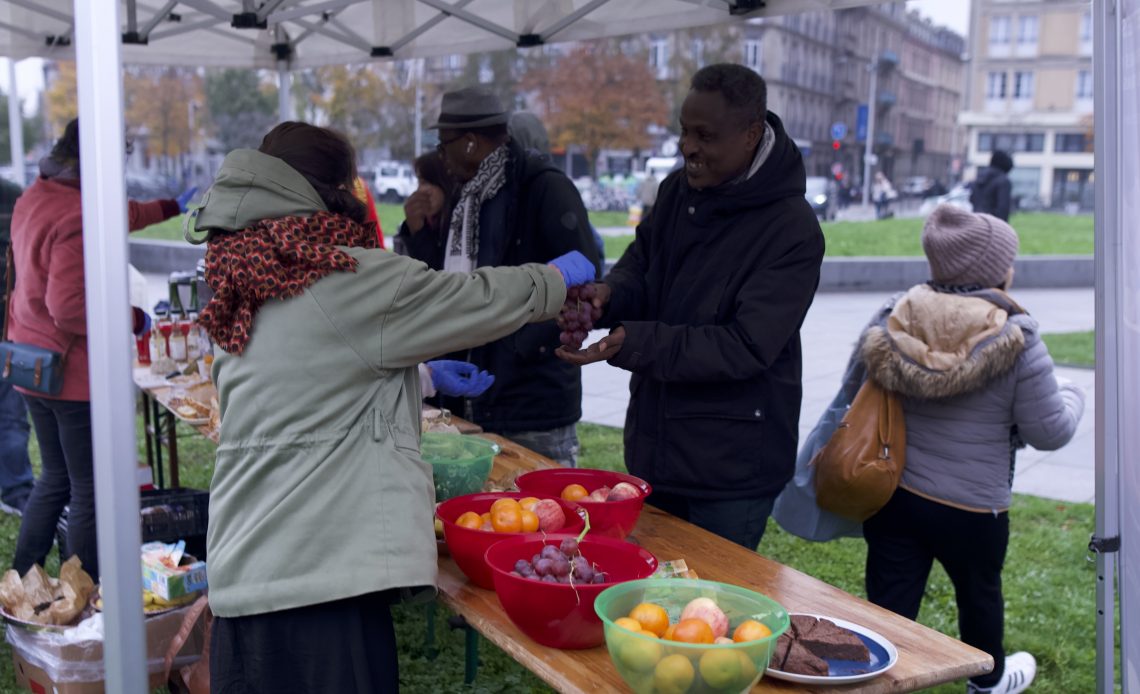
[436,440,993,693]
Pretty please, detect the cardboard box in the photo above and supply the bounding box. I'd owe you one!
[9,603,206,693]
[141,553,207,602]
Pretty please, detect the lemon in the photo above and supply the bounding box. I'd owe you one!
[699,649,742,690]
[653,653,695,694]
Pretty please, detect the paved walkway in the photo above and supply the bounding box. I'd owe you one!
[579,288,1097,504]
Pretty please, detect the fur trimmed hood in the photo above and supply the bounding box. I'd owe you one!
[861,284,1026,400]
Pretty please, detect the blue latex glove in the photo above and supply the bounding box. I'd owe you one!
[176,186,199,213]
[548,250,595,288]
[427,360,495,398]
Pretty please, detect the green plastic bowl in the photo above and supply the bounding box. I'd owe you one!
[594,578,789,694]
[421,432,499,501]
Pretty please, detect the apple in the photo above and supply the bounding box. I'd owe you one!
[681,597,729,639]
[532,499,566,532]
[607,482,642,502]
[587,486,612,502]
[714,637,734,645]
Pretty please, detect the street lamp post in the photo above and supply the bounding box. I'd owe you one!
[861,56,879,208]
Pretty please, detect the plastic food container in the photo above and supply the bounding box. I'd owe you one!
[515,468,651,539]
[485,533,658,649]
[595,578,789,694]
[436,492,585,589]
[421,432,498,501]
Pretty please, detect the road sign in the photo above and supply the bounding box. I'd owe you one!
[856,105,869,142]
[830,122,848,141]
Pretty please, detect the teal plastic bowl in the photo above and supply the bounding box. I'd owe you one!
[594,578,789,694]
[421,433,498,501]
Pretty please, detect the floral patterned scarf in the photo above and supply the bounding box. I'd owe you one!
[199,211,378,355]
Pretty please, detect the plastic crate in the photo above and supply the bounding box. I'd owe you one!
[55,488,210,560]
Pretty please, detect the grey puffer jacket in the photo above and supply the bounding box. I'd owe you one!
[858,284,1084,512]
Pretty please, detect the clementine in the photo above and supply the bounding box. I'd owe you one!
[653,654,695,694]
[628,602,670,637]
[491,504,523,533]
[561,483,589,502]
[520,510,539,532]
[671,618,715,644]
[455,511,482,529]
[732,619,772,643]
[518,496,540,511]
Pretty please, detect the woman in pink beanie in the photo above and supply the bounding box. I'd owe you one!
[796,204,1084,693]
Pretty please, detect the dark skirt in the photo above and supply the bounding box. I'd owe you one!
[211,591,399,693]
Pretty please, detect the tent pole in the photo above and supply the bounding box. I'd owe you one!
[6,59,24,184]
[278,60,292,122]
[73,0,148,690]
[1092,0,1122,691]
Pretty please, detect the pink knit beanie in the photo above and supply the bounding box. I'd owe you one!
[921,204,1019,288]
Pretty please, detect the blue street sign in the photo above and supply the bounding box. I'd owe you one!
[855,105,868,142]
[830,122,848,141]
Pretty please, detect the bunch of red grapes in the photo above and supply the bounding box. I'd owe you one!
[559,284,603,351]
[511,537,609,584]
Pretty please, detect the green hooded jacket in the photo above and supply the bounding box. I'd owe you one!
[197,150,566,617]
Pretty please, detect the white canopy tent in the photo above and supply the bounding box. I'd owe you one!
[0,1,1132,691]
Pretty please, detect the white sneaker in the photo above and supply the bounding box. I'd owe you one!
[967,652,1037,694]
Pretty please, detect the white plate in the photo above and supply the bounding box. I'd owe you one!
[765,613,899,685]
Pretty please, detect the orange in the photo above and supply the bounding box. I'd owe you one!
[561,484,589,502]
[662,623,678,641]
[671,618,715,644]
[491,504,523,533]
[518,496,540,511]
[455,511,482,529]
[614,617,643,633]
[652,654,695,694]
[628,602,670,637]
[520,509,539,532]
[490,498,522,514]
[732,619,772,643]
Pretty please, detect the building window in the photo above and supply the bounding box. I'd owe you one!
[1080,11,1093,42]
[989,15,1016,45]
[1076,69,1093,99]
[691,38,705,67]
[978,132,1045,153]
[1056,133,1091,152]
[985,71,1007,99]
[744,39,762,73]
[1013,71,1034,100]
[649,39,670,79]
[1016,15,1038,55]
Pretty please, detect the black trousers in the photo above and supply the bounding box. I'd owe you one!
[13,397,97,578]
[864,488,1008,687]
[649,490,776,550]
[211,592,399,693]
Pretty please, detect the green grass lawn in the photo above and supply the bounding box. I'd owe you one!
[132,205,634,243]
[1042,331,1095,368]
[600,212,1094,262]
[0,420,1105,692]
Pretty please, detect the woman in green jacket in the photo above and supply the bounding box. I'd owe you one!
[193,122,594,693]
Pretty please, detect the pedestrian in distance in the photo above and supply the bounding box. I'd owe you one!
[970,150,1014,221]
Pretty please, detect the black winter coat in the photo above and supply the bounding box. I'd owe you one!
[397,140,600,432]
[602,113,824,500]
[969,166,1012,221]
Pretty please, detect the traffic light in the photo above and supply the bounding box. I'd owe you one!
[832,139,841,151]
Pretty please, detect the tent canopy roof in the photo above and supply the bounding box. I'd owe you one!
[0,0,873,68]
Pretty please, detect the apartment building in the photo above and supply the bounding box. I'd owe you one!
[960,0,1094,210]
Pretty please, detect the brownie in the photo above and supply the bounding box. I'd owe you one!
[799,618,871,662]
[782,639,830,676]
[789,614,821,639]
[772,632,794,668]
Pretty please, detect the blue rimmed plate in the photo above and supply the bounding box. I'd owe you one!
[765,613,898,685]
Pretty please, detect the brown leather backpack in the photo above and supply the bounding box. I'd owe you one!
[812,378,905,521]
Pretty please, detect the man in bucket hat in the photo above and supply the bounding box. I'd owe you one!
[397,86,599,466]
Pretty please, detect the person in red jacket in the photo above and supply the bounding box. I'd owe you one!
[8,119,191,579]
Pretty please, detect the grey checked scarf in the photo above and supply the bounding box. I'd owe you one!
[444,144,509,273]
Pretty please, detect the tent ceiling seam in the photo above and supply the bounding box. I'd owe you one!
[387,0,477,53]
[289,15,372,53]
[416,0,519,43]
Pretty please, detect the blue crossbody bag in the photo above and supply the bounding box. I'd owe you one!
[1,246,71,396]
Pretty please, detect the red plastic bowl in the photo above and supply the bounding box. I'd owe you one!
[485,534,658,649]
[436,492,585,589]
[515,469,651,539]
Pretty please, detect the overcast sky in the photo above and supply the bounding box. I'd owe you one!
[906,0,971,35]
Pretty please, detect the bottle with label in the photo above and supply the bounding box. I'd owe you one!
[169,318,188,362]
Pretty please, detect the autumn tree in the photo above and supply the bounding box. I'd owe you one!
[44,61,78,134]
[522,45,668,176]
[303,62,420,160]
[124,66,202,176]
[662,25,740,130]
[204,69,278,151]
